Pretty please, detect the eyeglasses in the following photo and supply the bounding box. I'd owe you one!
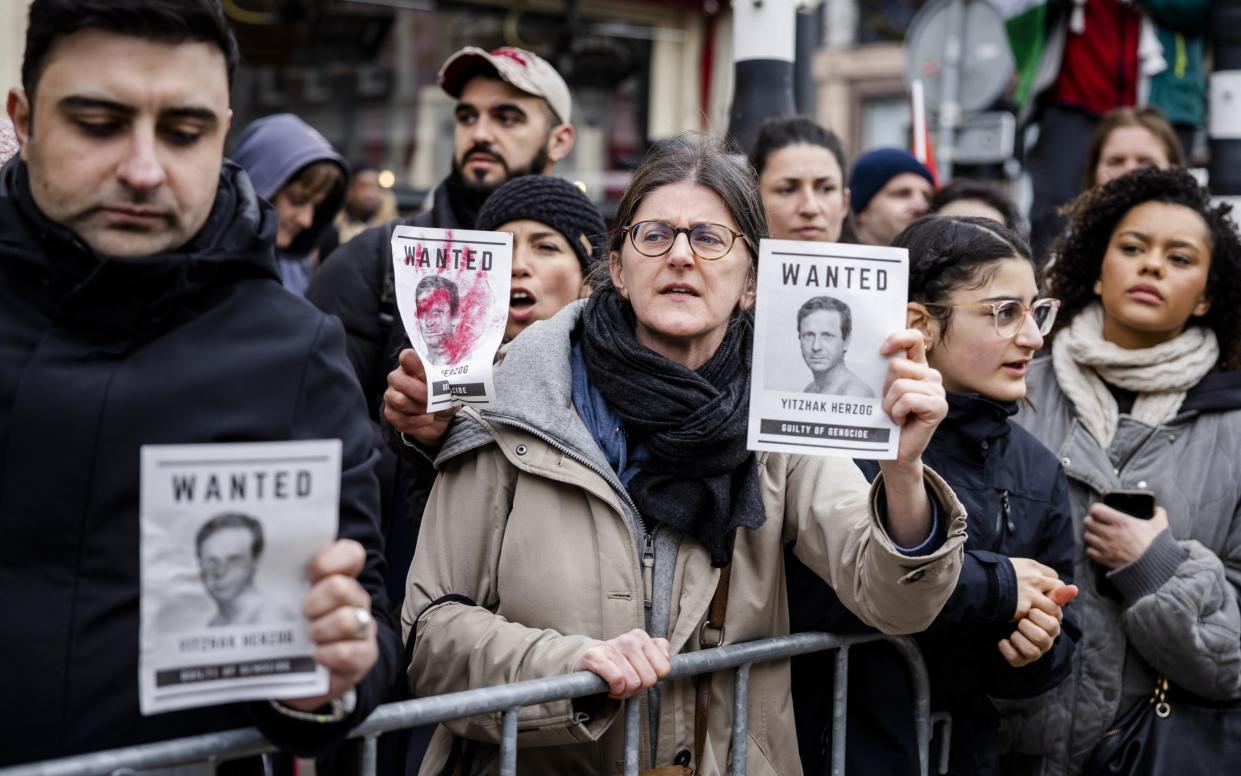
[923,298,1061,338]
[622,220,747,261]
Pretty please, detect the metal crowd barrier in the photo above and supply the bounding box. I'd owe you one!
[3,632,931,776]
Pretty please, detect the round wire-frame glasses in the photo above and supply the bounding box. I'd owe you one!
[923,298,1062,338]
[622,220,747,261]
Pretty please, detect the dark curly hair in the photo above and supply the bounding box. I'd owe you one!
[1046,167,1241,368]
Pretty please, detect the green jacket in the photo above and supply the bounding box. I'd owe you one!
[1146,1,1207,127]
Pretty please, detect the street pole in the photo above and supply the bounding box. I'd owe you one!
[727,0,798,155]
[794,2,826,115]
[1209,0,1241,204]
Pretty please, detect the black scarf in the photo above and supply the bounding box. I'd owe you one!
[579,286,764,566]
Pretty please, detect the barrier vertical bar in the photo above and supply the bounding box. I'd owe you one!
[498,708,519,776]
[358,735,378,776]
[730,664,752,775]
[623,696,642,776]
[829,645,850,776]
[885,636,932,776]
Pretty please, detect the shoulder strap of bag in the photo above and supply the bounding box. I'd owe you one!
[693,559,733,773]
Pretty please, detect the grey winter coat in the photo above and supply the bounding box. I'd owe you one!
[1002,356,1241,775]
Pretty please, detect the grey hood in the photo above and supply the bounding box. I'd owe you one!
[436,300,610,477]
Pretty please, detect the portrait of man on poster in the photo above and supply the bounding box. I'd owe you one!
[415,275,460,366]
[797,295,874,397]
[196,512,296,628]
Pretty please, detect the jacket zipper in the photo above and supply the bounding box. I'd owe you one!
[484,412,646,521]
[484,412,659,764]
[642,531,656,611]
[993,490,1012,552]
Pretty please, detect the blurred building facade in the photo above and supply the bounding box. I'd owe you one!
[0,0,924,206]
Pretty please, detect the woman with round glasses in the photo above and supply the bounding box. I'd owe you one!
[1001,168,1241,776]
[400,134,968,774]
[789,215,1081,776]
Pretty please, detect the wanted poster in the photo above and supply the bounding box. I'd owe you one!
[139,440,340,715]
[392,225,512,412]
[747,239,909,459]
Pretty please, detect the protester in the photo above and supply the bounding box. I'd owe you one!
[1002,167,1241,775]
[750,116,852,243]
[305,46,579,653]
[477,175,604,338]
[231,113,348,295]
[307,45,574,426]
[928,179,1024,233]
[384,173,605,517]
[318,163,399,260]
[0,0,398,764]
[351,174,607,776]
[788,216,1081,775]
[399,134,967,774]
[849,148,935,246]
[1082,105,1181,190]
[1013,0,1209,262]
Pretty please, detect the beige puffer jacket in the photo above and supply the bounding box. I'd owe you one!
[401,302,966,775]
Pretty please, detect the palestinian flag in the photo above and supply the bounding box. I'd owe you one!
[993,0,1052,106]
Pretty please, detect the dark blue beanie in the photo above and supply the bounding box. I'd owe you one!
[849,148,934,214]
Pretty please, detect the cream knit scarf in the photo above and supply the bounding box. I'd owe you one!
[1051,303,1218,448]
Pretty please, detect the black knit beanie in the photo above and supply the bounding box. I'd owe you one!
[475,176,607,271]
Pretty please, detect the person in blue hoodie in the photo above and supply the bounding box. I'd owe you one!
[787,216,1080,775]
[231,113,348,295]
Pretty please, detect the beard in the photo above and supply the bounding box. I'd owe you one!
[452,142,552,196]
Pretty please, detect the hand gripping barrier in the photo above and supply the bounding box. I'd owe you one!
[1,632,931,776]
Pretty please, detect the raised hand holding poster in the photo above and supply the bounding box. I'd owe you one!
[747,239,909,459]
[391,226,512,412]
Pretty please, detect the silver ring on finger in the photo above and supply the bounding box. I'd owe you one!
[352,606,372,639]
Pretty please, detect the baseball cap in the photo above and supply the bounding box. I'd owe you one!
[438,46,572,125]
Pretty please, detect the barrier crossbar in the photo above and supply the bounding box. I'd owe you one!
[2,632,931,776]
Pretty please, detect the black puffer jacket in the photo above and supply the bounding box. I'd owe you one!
[306,181,467,600]
[788,393,1078,775]
[0,158,400,764]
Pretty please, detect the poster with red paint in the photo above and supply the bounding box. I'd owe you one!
[391,225,512,412]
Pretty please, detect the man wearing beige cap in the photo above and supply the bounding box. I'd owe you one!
[436,46,575,215]
[309,45,576,400]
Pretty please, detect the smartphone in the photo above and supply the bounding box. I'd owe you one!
[1102,489,1156,520]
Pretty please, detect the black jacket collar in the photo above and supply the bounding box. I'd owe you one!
[943,392,1018,448]
[0,158,279,339]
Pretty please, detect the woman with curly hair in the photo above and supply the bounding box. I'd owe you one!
[1002,167,1241,775]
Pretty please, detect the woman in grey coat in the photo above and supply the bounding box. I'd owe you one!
[1002,167,1241,775]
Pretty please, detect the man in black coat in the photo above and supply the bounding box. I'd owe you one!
[0,0,399,765]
